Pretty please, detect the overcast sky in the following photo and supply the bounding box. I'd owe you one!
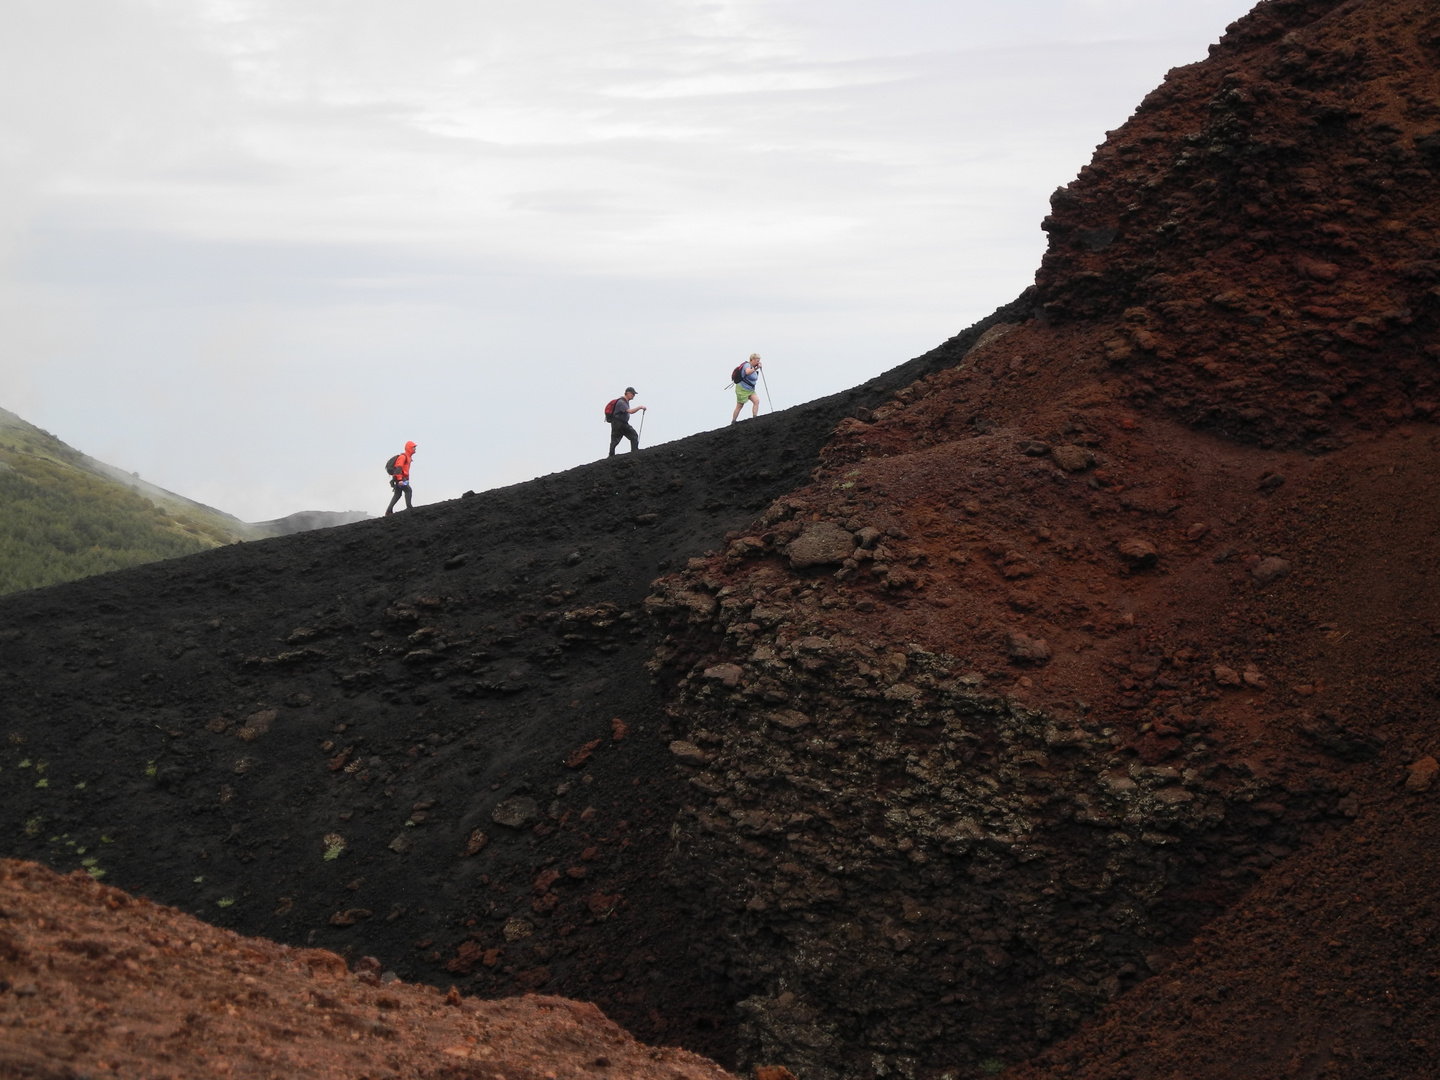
[0,0,1255,522]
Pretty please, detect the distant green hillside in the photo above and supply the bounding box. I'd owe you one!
[0,407,367,596]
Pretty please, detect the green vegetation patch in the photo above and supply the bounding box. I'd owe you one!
[0,409,253,595]
[0,450,218,594]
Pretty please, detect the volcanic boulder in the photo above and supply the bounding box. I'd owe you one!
[787,523,856,568]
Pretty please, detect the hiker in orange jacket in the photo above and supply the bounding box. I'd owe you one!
[385,441,417,515]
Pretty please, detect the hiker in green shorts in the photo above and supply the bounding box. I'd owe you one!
[731,354,762,424]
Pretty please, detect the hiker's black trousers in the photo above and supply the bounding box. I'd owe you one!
[387,481,413,512]
[608,422,638,456]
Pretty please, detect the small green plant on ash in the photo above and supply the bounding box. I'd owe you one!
[23,815,42,837]
[323,833,347,861]
[980,1059,1005,1075]
[217,897,234,908]
[80,857,104,880]
[144,760,157,778]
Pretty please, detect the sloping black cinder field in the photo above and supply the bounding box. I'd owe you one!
[0,296,1023,1062]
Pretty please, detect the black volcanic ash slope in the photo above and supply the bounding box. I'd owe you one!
[0,296,1024,1060]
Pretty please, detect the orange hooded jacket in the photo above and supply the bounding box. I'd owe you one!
[393,441,416,482]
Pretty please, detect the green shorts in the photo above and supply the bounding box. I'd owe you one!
[736,386,755,404]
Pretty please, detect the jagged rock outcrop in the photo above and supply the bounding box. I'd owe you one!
[645,511,1351,1076]
[1031,0,1439,451]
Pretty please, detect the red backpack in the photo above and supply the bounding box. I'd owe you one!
[603,398,621,423]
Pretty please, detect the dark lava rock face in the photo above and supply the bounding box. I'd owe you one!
[0,299,1024,1063]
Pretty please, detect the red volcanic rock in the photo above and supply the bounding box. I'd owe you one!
[787,522,857,569]
[1251,555,1292,584]
[1030,0,1438,453]
[1405,756,1438,792]
[1005,631,1054,664]
[1294,255,1340,282]
[0,860,735,1080]
[1117,537,1159,567]
[1212,664,1240,686]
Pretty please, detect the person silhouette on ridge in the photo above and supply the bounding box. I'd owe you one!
[607,387,646,457]
[731,354,762,424]
[385,441,417,515]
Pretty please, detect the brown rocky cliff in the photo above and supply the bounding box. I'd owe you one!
[1034,0,1439,451]
[643,0,1439,1076]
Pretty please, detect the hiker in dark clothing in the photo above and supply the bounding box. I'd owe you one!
[607,387,646,457]
[385,441,416,514]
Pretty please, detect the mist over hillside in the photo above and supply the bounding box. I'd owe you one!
[0,406,367,595]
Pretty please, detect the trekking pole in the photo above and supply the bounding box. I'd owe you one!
[639,411,646,439]
[760,368,774,413]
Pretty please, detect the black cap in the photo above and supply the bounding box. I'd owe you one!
[625,386,637,394]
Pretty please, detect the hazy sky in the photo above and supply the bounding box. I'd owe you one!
[0,0,1255,521]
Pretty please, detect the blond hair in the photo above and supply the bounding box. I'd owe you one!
[749,353,761,362]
